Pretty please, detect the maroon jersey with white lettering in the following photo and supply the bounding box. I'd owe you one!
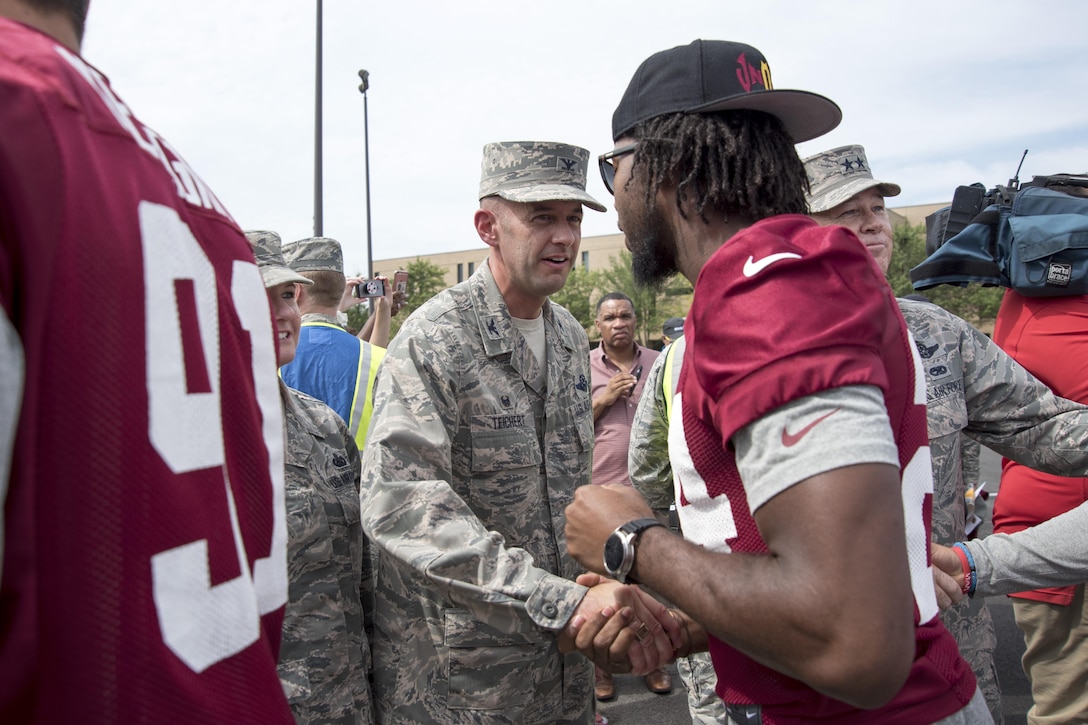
[671,216,976,723]
[0,18,293,723]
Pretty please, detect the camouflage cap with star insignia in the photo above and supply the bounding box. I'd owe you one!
[479,141,606,212]
[244,230,314,288]
[802,144,901,213]
[282,236,344,274]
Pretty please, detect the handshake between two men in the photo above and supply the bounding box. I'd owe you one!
[559,484,702,676]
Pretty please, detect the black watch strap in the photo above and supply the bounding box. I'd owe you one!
[620,518,664,584]
[619,518,665,537]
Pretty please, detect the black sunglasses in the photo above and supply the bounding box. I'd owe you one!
[597,142,639,195]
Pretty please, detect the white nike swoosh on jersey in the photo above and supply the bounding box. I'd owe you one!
[742,252,803,278]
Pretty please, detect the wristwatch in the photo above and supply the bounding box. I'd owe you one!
[603,518,665,584]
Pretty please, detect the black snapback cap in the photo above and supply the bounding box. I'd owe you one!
[612,40,842,143]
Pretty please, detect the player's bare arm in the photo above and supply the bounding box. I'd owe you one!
[566,465,916,708]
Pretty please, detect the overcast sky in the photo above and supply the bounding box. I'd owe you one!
[81,0,1088,276]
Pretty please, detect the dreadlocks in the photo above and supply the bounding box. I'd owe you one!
[629,110,809,224]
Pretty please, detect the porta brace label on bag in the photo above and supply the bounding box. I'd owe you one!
[912,185,1088,297]
[1006,187,1088,296]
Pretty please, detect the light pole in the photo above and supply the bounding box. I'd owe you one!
[358,69,373,278]
[313,0,323,236]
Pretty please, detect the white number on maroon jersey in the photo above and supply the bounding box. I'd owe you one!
[903,330,939,624]
[669,392,737,552]
[140,201,287,673]
[902,447,938,623]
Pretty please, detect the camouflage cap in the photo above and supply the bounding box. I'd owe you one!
[244,230,313,289]
[803,144,902,213]
[479,141,606,212]
[282,237,344,274]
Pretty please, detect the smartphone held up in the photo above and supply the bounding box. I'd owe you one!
[393,270,409,295]
[353,278,386,298]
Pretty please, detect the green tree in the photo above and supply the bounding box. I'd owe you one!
[594,250,692,348]
[549,264,600,333]
[888,223,1004,328]
[347,257,451,341]
[885,223,927,298]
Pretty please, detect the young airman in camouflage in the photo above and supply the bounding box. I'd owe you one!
[247,230,373,724]
[805,145,1088,724]
[280,236,386,450]
[358,142,677,724]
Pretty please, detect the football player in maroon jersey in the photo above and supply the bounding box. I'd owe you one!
[0,1,295,721]
[565,40,988,724]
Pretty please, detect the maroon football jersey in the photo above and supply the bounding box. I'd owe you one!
[671,216,976,723]
[0,18,293,723]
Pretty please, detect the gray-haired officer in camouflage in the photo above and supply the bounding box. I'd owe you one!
[245,230,373,724]
[358,141,680,724]
[805,145,1088,724]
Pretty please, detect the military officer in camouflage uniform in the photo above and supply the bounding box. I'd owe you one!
[247,230,373,725]
[804,145,1088,724]
[359,142,677,725]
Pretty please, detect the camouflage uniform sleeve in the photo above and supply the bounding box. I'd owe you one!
[629,347,675,516]
[959,434,980,487]
[279,387,372,723]
[360,316,587,633]
[952,310,1088,473]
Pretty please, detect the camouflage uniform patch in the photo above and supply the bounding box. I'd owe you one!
[277,383,372,724]
[359,259,595,724]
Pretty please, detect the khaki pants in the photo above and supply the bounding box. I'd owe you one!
[1013,584,1088,725]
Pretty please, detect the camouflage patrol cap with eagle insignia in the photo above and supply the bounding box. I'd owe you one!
[478,141,606,212]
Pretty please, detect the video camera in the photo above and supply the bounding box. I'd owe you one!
[913,151,1088,297]
[925,182,1018,257]
[926,150,1088,256]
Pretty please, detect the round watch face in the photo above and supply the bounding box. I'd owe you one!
[604,534,626,572]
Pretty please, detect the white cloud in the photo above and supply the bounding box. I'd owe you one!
[81,0,1088,275]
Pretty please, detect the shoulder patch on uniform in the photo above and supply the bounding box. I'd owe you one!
[915,339,939,359]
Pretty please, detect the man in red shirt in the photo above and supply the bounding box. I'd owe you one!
[0,1,294,721]
[992,287,1088,724]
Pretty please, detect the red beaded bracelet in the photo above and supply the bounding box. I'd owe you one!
[950,544,974,595]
